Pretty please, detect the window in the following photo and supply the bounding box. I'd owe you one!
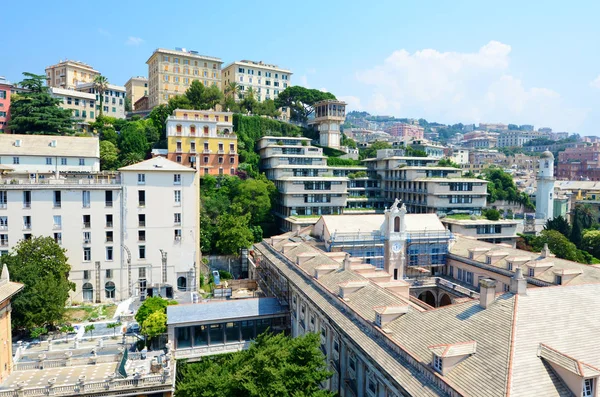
[82,191,90,208]
[174,213,181,225]
[46,157,52,165]
[106,247,113,261]
[466,271,473,284]
[23,216,31,230]
[0,234,7,247]
[139,245,146,259]
[174,190,181,204]
[83,214,91,228]
[138,190,146,207]
[138,230,146,241]
[83,231,91,244]
[83,247,91,261]
[106,231,113,242]
[106,269,113,278]
[433,355,443,372]
[138,173,146,184]
[105,214,113,228]
[174,229,182,240]
[138,214,146,227]
[0,216,6,229]
[555,275,562,285]
[0,191,6,209]
[174,174,181,184]
[60,158,67,165]
[53,191,62,208]
[22,191,31,208]
[584,378,594,397]
[83,270,90,280]
[105,191,113,207]
[79,158,85,166]
[105,281,115,299]
[12,157,19,165]
[528,267,535,277]
[54,233,62,244]
[139,267,146,278]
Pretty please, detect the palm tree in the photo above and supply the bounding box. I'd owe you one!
[224,81,240,100]
[93,75,109,117]
[245,87,256,100]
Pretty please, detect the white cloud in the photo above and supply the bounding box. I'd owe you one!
[590,75,600,89]
[97,28,111,37]
[354,41,588,131]
[125,36,144,46]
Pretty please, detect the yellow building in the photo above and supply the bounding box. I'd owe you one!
[166,109,237,176]
[124,76,148,110]
[146,48,223,109]
[45,60,99,89]
[0,265,24,384]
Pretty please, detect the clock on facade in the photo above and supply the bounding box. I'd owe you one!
[392,243,401,253]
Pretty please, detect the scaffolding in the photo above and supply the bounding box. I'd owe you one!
[329,230,386,269]
[406,230,453,268]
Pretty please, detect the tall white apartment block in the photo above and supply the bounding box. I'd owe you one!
[222,60,292,102]
[0,155,199,303]
[536,150,555,221]
[309,100,346,149]
[0,134,100,174]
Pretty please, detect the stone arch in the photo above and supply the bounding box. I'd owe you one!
[394,216,400,232]
[438,293,452,307]
[82,283,93,302]
[177,276,187,291]
[418,291,436,307]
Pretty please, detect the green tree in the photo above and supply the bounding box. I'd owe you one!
[30,327,48,340]
[582,230,600,259]
[84,324,95,339]
[176,332,334,397]
[1,237,75,328]
[359,141,392,160]
[107,321,122,337]
[232,179,273,225]
[148,104,171,146]
[135,296,170,326]
[118,121,149,161]
[201,84,224,110]
[99,126,118,145]
[274,86,337,123]
[437,158,461,168]
[8,72,75,135]
[124,96,132,112]
[99,141,120,170]
[93,75,109,117]
[544,215,571,238]
[168,95,193,112]
[536,230,582,263]
[483,208,501,221]
[215,212,254,255]
[224,81,240,100]
[141,311,167,339]
[185,80,206,109]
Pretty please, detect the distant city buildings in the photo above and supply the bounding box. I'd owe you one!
[166,109,237,175]
[557,143,600,180]
[385,122,424,139]
[478,122,508,131]
[497,130,541,147]
[222,60,292,102]
[146,48,223,109]
[45,60,99,89]
[124,76,148,110]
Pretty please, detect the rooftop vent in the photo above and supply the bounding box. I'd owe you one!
[50,140,57,148]
[15,139,22,147]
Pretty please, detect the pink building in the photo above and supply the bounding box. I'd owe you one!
[385,123,424,139]
[0,78,11,133]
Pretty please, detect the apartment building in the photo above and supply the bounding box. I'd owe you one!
[0,134,99,173]
[497,130,541,147]
[147,48,223,109]
[166,109,237,175]
[45,60,99,89]
[478,122,508,131]
[251,227,600,397]
[450,148,469,165]
[49,87,97,129]
[461,134,498,148]
[384,122,424,139]
[0,77,11,133]
[364,150,488,215]
[124,76,148,110]
[0,266,23,384]
[0,156,198,303]
[222,60,291,102]
[258,136,380,231]
[76,82,126,119]
[441,217,518,247]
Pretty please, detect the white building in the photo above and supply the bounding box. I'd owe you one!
[49,88,97,130]
[0,157,199,303]
[76,82,127,119]
[536,150,555,221]
[0,134,99,174]
[222,60,292,102]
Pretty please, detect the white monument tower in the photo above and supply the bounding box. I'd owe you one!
[383,199,407,280]
[536,149,555,222]
[309,100,346,149]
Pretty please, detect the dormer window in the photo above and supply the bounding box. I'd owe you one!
[555,275,562,285]
[507,262,513,271]
[486,256,492,265]
[433,355,443,372]
[583,378,594,397]
[528,267,535,277]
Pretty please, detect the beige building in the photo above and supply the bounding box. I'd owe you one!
[125,76,148,110]
[49,87,97,129]
[441,217,519,247]
[76,82,127,119]
[146,48,223,109]
[45,60,99,89]
[222,60,292,102]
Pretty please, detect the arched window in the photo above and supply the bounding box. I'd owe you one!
[105,281,116,299]
[223,128,230,134]
[203,126,209,135]
[176,124,182,133]
[394,216,400,232]
[82,283,93,302]
[183,113,188,119]
[190,125,196,135]
[177,276,187,291]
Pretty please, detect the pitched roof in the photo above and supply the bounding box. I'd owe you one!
[539,344,600,378]
[319,213,446,236]
[118,156,196,172]
[0,134,99,158]
[428,341,477,358]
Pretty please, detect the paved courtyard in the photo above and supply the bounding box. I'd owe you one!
[0,362,117,390]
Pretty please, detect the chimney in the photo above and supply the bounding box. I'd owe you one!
[342,253,351,271]
[540,243,551,258]
[510,267,527,295]
[479,278,497,308]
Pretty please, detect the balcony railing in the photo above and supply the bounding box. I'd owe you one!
[217,150,225,154]
[229,150,236,154]
[23,224,31,230]
[54,202,62,208]
[106,222,113,228]
[0,175,121,186]
[138,201,146,207]
[23,202,31,208]
[105,201,113,207]
[203,149,211,154]
[83,222,91,228]
[139,221,146,227]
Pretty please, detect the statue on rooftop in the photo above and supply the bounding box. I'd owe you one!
[390,198,401,212]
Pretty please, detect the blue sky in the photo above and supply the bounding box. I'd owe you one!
[4,0,600,134]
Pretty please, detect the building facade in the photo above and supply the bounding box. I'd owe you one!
[557,143,600,180]
[0,134,100,173]
[0,77,11,133]
[222,60,291,102]
[45,60,99,89]
[147,48,223,109]
[0,265,23,384]
[497,130,541,147]
[166,109,237,175]
[536,150,555,221]
[76,82,126,119]
[310,100,346,149]
[0,156,199,303]
[385,123,425,139]
[124,76,148,110]
[441,217,518,247]
[49,88,97,129]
